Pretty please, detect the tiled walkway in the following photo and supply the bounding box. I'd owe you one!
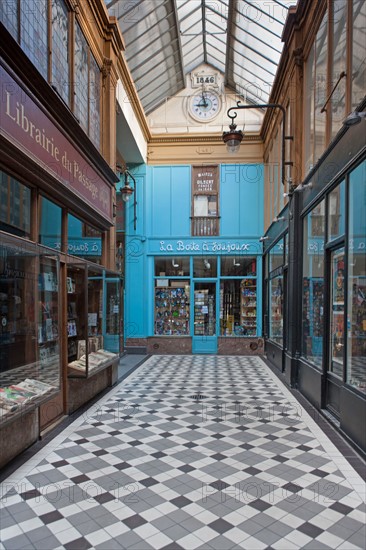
[0,355,365,550]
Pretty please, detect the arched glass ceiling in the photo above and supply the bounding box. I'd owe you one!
[106,0,295,114]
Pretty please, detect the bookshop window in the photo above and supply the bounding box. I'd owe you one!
[0,236,60,425]
[0,171,31,238]
[302,208,325,368]
[347,161,366,392]
[328,181,345,242]
[51,0,69,105]
[155,257,190,277]
[154,281,190,336]
[193,256,217,278]
[67,264,119,377]
[39,196,62,251]
[67,214,102,263]
[221,256,256,277]
[220,278,257,337]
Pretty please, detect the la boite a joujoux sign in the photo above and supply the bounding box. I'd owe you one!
[0,65,112,223]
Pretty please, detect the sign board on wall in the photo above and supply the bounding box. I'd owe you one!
[0,65,113,223]
[192,165,218,194]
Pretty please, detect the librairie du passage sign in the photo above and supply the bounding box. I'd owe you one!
[0,65,112,222]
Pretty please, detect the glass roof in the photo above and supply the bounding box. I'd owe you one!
[106,0,295,114]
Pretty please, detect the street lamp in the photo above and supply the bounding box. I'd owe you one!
[222,101,293,192]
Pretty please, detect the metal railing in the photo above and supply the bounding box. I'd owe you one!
[191,216,219,236]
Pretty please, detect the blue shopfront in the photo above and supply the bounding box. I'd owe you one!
[123,163,265,355]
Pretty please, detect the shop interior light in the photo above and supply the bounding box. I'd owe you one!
[233,258,240,266]
[203,259,211,269]
[172,259,179,268]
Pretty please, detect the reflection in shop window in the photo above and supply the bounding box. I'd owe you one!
[328,181,345,241]
[347,161,366,393]
[0,171,31,239]
[302,205,325,368]
[269,276,283,345]
[154,257,190,277]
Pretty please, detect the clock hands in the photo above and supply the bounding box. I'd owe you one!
[196,92,208,109]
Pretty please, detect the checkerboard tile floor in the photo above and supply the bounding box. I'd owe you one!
[1,355,365,550]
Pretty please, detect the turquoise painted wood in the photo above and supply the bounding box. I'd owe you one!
[221,164,264,238]
[125,163,265,342]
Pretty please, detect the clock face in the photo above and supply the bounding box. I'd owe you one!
[189,91,221,122]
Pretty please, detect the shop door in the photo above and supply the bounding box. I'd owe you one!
[326,247,345,416]
[192,281,217,354]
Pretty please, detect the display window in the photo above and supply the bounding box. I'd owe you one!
[220,278,257,336]
[347,161,366,393]
[302,202,325,368]
[269,276,283,344]
[329,248,345,378]
[154,282,190,336]
[0,170,31,238]
[67,262,120,377]
[193,256,217,278]
[328,181,345,242]
[155,257,190,277]
[67,214,102,263]
[221,256,256,277]
[39,196,62,251]
[0,234,60,425]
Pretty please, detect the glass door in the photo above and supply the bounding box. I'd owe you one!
[192,281,217,354]
[326,247,345,415]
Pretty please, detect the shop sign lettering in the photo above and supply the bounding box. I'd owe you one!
[0,66,113,222]
[159,240,252,253]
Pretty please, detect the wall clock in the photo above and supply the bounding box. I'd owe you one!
[189,91,221,122]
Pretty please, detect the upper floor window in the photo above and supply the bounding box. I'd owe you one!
[191,165,219,236]
[1,0,101,150]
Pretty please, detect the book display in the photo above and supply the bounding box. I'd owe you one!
[0,236,60,426]
[240,278,257,336]
[155,285,190,335]
[67,264,119,376]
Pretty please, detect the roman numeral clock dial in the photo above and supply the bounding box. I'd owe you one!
[189,91,221,122]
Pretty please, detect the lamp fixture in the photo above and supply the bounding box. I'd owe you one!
[259,236,269,242]
[116,165,137,231]
[295,181,313,192]
[342,111,366,127]
[273,216,285,222]
[172,258,179,268]
[203,259,211,270]
[222,101,294,194]
[233,258,240,267]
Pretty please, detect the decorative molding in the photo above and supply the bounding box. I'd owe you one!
[102,57,113,79]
